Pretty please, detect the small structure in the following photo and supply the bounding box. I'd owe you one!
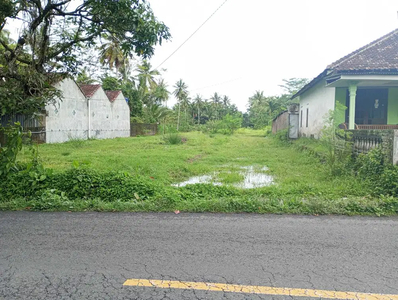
[1,78,130,144]
[272,104,299,139]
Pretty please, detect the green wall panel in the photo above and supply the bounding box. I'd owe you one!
[388,88,398,124]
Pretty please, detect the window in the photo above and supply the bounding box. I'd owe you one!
[306,108,309,128]
[300,110,303,128]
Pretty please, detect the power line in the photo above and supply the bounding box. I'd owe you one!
[155,0,229,69]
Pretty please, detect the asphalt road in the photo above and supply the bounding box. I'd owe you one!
[0,212,397,299]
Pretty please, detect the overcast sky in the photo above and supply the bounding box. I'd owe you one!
[148,0,398,111]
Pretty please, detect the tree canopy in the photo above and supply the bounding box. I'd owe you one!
[0,0,171,116]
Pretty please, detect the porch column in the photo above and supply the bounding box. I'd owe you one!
[348,84,357,130]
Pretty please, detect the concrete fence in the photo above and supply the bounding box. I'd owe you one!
[346,129,398,164]
[130,123,158,137]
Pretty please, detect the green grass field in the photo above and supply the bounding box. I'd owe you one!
[3,130,396,215]
[19,130,338,189]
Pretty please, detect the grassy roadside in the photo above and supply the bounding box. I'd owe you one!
[1,130,397,215]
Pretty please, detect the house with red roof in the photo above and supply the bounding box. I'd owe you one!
[1,78,130,144]
[292,28,398,138]
[80,84,130,140]
[30,79,129,143]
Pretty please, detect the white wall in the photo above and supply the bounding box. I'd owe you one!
[89,88,113,139]
[299,80,336,138]
[45,79,130,143]
[45,78,88,143]
[110,93,130,138]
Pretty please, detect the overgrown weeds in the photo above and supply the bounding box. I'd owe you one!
[1,130,395,215]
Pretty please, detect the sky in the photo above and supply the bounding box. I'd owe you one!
[148,0,398,112]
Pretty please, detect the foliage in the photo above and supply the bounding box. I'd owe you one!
[217,114,242,135]
[279,78,310,97]
[163,132,183,145]
[76,69,97,85]
[101,75,122,91]
[131,116,144,123]
[355,147,398,196]
[320,102,352,175]
[0,123,24,176]
[3,132,397,215]
[245,78,309,129]
[0,0,170,116]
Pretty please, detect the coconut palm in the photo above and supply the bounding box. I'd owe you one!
[210,92,222,120]
[151,79,169,105]
[193,94,204,125]
[98,34,129,80]
[136,60,160,96]
[181,96,191,125]
[173,79,189,131]
[144,103,172,123]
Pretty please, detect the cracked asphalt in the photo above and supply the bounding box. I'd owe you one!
[0,212,397,299]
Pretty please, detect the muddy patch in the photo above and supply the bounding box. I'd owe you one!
[173,166,274,189]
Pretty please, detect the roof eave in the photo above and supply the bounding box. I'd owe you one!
[291,69,329,100]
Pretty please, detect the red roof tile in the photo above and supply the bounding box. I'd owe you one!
[105,90,122,102]
[80,84,101,98]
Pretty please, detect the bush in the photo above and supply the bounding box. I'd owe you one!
[274,128,289,143]
[163,132,183,144]
[356,147,386,179]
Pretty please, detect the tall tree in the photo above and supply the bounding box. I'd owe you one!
[151,79,169,105]
[136,60,160,96]
[0,0,170,116]
[279,78,310,97]
[193,94,204,125]
[76,69,97,85]
[173,79,188,131]
[98,34,130,80]
[210,92,221,120]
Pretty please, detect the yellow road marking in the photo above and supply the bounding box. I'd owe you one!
[123,279,398,300]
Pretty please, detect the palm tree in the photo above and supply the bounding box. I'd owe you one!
[76,69,97,85]
[136,60,160,96]
[98,34,129,80]
[181,96,191,125]
[221,95,231,118]
[193,94,204,125]
[152,79,169,106]
[173,79,189,131]
[144,103,172,123]
[210,92,221,120]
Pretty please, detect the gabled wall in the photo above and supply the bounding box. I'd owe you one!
[299,80,335,138]
[46,78,88,143]
[109,93,130,138]
[89,88,113,139]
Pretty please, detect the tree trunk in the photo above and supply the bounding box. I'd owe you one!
[177,103,181,131]
[198,106,200,125]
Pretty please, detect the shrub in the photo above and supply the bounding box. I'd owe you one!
[274,128,289,143]
[320,103,352,176]
[356,147,386,179]
[163,132,183,145]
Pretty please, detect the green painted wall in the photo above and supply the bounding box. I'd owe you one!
[335,87,347,125]
[388,88,398,124]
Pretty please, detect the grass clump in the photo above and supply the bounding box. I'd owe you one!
[163,132,183,145]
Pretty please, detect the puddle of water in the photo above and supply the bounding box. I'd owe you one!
[234,170,273,189]
[172,174,222,187]
[173,166,274,189]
